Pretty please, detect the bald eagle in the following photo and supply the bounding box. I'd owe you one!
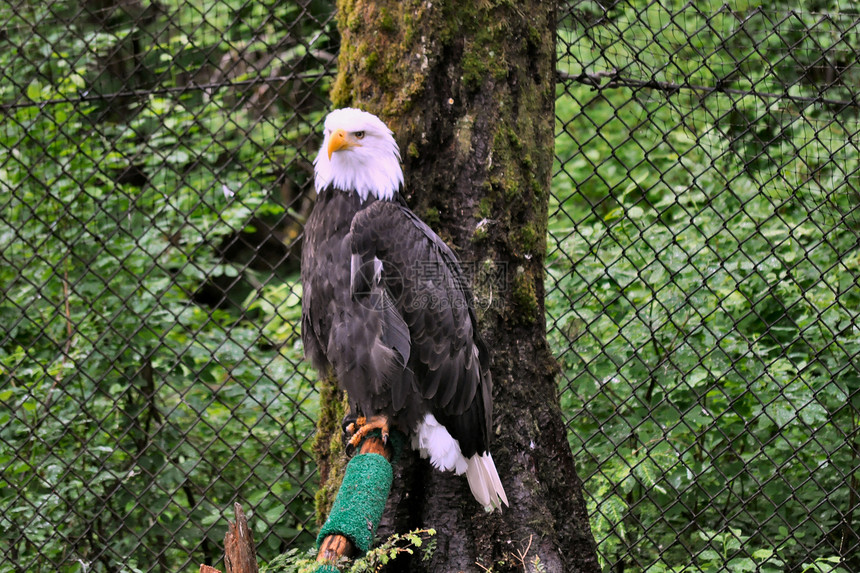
[301,108,508,510]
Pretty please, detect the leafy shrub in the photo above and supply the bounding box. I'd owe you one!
[552,2,859,571]
[0,1,333,570]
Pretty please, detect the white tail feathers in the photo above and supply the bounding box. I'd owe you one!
[412,414,509,511]
[466,453,509,510]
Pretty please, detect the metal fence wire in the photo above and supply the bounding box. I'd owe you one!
[0,1,858,572]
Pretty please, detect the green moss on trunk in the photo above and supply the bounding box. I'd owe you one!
[312,375,348,523]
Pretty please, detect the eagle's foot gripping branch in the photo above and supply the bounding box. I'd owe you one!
[344,415,390,455]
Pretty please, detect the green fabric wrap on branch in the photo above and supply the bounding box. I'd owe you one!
[313,565,340,573]
[315,452,393,554]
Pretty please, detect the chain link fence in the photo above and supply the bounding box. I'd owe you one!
[553,2,860,572]
[1,1,334,570]
[0,1,857,572]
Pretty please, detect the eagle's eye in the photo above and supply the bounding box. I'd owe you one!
[354,131,366,139]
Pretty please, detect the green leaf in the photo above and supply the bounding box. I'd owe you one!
[27,80,42,101]
[727,558,756,572]
[751,549,774,560]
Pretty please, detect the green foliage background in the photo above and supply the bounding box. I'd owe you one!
[0,1,857,572]
[552,2,859,572]
[0,1,334,570]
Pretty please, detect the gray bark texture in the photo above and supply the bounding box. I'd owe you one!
[314,1,601,571]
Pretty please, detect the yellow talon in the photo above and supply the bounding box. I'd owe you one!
[345,415,367,436]
[346,415,390,451]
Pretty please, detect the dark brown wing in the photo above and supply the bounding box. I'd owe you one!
[301,189,408,417]
[349,199,493,457]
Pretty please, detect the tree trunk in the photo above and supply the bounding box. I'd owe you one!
[315,1,600,571]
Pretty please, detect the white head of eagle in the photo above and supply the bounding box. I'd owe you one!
[314,107,404,202]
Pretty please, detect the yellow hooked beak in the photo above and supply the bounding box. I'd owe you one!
[327,128,357,160]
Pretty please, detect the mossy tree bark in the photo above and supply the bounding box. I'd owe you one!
[314,1,600,571]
